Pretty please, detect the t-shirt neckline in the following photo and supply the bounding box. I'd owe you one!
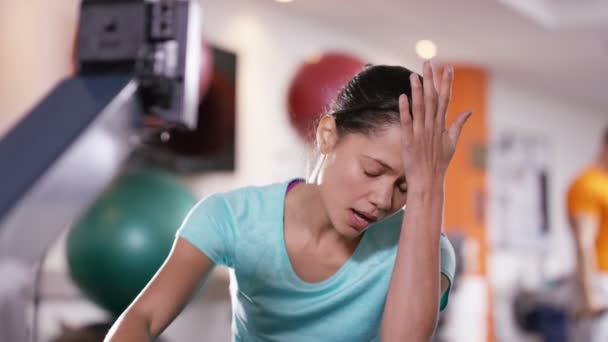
[277,178,368,289]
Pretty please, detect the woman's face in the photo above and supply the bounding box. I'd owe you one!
[318,122,408,239]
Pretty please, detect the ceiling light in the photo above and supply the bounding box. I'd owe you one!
[415,40,437,60]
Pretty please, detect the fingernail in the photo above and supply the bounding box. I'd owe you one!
[410,73,419,87]
[446,65,453,76]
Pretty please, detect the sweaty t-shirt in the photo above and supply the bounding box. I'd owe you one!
[178,179,456,341]
[568,167,608,271]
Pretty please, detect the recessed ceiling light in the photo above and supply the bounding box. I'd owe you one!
[275,0,293,3]
[415,40,437,60]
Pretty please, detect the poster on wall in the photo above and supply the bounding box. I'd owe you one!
[488,131,551,249]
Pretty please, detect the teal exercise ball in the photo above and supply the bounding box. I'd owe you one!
[66,168,197,316]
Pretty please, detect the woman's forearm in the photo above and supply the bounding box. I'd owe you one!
[105,310,153,342]
[381,182,444,342]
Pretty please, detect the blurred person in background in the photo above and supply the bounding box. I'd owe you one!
[567,126,608,341]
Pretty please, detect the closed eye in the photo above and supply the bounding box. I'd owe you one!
[364,171,381,178]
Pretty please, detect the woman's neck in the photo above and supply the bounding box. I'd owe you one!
[285,182,357,248]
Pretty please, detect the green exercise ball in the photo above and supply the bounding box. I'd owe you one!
[66,167,197,316]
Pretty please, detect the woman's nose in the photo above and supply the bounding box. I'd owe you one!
[369,186,392,211]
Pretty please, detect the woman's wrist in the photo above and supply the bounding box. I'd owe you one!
[407,178,445,197]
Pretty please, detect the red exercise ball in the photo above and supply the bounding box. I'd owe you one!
[287,52,366,142]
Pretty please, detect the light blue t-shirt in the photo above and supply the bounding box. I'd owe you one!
[178,180,456,342]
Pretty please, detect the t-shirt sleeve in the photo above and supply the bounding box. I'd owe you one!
[567,176,600,217]
[177,193,236,267]
[439,233,456,311]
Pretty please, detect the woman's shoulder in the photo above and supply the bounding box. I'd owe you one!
[197,179,291,219]
[217,179,289,203]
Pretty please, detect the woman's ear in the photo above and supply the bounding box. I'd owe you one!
[316,115,338,154]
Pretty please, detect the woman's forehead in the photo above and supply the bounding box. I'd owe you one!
[342,127,402,162]
[345,126,401,148]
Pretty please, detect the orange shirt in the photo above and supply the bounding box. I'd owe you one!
[567,167,608,271]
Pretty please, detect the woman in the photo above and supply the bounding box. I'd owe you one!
[106,60,471,341]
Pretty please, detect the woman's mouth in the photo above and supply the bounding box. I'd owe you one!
[348,209,376,231]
